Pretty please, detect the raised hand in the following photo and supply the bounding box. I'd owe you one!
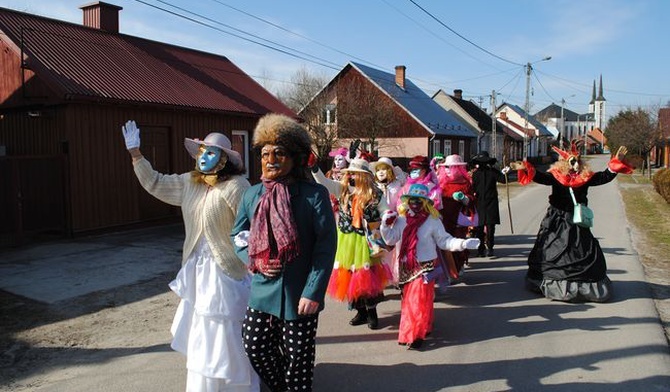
[616,146,628,161]
[122,120,141,150]
[382,210,398,226]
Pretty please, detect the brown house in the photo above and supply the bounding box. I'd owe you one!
[299,62,478,165]
[0,2,294,246]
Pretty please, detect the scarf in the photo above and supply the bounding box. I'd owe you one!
[398,210,429,275]
[248,177,300,272]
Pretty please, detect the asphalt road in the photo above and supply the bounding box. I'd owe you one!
[2,154,669,391]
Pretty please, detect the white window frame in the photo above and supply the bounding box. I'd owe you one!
[432,139,441,157]
[444,140,452,156]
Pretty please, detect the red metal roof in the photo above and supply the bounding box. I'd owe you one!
[0,6,294,116]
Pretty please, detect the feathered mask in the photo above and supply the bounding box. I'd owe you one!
[552,140,583,162]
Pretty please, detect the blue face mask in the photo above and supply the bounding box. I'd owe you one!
[409,169,422,179]
[197,146,222,173]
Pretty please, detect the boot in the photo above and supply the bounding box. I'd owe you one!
[349,308,368,326]
[367,307,379,330]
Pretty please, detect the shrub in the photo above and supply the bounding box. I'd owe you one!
[652,168,670,203]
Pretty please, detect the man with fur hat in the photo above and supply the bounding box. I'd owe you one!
[509,142,633,303]
[231,113,337,392]
[311,155,391,330]
[470,151,507,258]
[121,121,258,391]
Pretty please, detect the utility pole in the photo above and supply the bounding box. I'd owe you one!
[491,90,497,163]
[523,62,531,160]
[523,56,551,160]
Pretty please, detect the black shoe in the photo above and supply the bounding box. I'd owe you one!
[477,250,486,257]
[487,249,495,258]
[367,307,379,330]
[349,309,368,326]
[408,339,424,350]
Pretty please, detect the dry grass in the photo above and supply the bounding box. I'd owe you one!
[617,171,670,343]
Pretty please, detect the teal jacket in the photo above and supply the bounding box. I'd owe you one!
[231,180,337,320]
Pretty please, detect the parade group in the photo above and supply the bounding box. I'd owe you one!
[121,113,633,392]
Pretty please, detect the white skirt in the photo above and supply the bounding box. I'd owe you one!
[169,238,259,391]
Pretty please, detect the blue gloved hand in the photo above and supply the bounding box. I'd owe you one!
[453,191,465,201]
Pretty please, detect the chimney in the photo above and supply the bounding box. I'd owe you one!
[395,65,406,89]
[80,2,123,33]
[453,89,463,99]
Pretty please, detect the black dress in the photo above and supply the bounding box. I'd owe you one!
[525,168,617,302]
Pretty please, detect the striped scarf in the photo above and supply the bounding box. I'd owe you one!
[248,178,300,271]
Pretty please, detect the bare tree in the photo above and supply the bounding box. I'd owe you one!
[335,76,399,156]
[605,107,660,176]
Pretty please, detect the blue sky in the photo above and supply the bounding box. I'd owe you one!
[2,0,669,121]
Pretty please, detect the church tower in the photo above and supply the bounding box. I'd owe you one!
[588,80,596,114]
[594,75,606,130]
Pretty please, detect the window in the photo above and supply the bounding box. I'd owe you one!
[231,130,249,178]
[432,139,441,157]
[322,104,337,125]
[458,140,465,156]
[444,140,452,156]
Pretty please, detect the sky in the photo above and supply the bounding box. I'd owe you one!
[2,0,669,122]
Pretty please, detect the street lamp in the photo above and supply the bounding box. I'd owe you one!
[523,56,552,159]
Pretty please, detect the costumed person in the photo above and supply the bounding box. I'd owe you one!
[430,152,446,173]
[231,113,337,392]
[324,147,350,220]
[398,155,442,210]
[311,157,391,330]
[510,142,633,303]
[380,184,480,349]
[371,157,407,285]
[436,154,477,276]
[121,120,258,392]
[470,151,507,258]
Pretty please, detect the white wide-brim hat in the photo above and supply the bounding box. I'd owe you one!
[341,158,373,175]
[184,132,242,169]
[439,154,468,166]
[370,157,393,171]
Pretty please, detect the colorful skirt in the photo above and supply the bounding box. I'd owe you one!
[398,277,435,344]
[327,230,391,302]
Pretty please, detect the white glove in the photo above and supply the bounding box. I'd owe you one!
[462,238,480,250]
[234,230,250,248]
[501,166,511,175]
[122,120,141,150]
[381,210,398,226]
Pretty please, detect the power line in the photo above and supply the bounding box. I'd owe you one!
[407,0,522,67]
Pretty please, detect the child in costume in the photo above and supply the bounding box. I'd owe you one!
[121,120,259,391]
[436,154,477,276]
[371,157,406,284]
[510,142,633,302]
[380,184,480,349]
[312,157,391,329]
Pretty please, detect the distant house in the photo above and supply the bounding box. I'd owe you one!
[496,103,553,162]
[432,89,522,163]
[535,102,600,149]
[0,2,294,246]
[298,62,478,164]
[653,107,670,168]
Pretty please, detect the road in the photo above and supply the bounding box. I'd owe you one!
[3,154,670,391]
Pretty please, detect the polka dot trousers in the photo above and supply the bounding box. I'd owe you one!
[243,307,318,392]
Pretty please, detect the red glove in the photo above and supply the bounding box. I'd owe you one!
[382,210,398,226]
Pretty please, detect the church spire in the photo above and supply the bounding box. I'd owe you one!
[596,74,606,101]
[590,80,596,104]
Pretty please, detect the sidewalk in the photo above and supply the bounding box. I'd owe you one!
[2,155,670,391]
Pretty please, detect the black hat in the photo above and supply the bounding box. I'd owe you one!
[471,151,497,165]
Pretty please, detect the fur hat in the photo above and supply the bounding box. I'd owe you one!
[252,113,312,158]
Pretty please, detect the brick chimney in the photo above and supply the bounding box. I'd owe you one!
[80,2,123,33]
[453,89,463,99]
[395,65,406,89]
